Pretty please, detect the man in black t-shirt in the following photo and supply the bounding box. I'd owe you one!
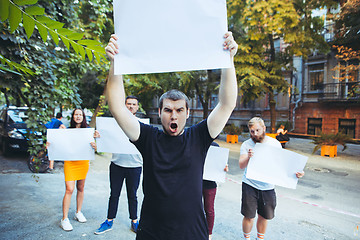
[105,32,238,240]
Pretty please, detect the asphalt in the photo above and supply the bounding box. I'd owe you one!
[0,134,359,240]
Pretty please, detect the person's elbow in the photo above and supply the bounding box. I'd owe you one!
[218,102,236,115]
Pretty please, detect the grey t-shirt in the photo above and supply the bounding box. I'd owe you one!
[111,153,142,168]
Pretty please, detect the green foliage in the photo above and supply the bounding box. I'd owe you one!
[0,0,106,72]
[124,71,193,113]
[0,0,112,158]
[223,124,242,135]
[228,0,337,130]
[0,54,35,75]
[311,132,353,153]
[333,0,360,50]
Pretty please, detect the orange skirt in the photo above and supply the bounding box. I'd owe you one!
[64,160,89,181]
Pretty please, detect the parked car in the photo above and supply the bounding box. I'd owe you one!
[0,106,42,156]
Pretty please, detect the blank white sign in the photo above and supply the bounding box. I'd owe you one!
[96,117,149,154]
[113,0,230,74]
[246,143,308,189]
[47,128,95,161]
[203,146,229,182]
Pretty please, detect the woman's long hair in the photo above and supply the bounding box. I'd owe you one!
[69,108,88,128]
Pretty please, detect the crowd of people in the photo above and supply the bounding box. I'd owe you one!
[45,32,304,240]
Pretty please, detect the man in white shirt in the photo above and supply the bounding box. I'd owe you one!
[95,96,143,234]
[239,117,304,240]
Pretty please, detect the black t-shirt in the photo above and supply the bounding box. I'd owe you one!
[132,120,214,240]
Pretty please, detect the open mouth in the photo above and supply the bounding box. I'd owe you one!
[169,123,178,133]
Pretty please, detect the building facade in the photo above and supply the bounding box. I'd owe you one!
[291,50,360,139]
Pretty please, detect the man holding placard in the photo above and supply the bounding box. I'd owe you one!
[95,96,143,235]
[239,117,305,240]
[105,31,238,239]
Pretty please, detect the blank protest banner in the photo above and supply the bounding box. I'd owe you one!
[246,143,308,189]
[96,117,149,154]
[47,128,95,161]
[113,0,230,75]
[203,146,229,182]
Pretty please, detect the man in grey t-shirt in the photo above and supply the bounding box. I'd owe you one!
[95,96,143,235]
[239,117,304,240]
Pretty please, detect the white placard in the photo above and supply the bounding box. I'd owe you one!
[96,117,149,154]
[113,0,230,75]
[47,128,95,161]
[203,146,229,183]
[246,143,308,189]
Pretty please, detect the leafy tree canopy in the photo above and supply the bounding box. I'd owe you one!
[333,0,360,50]
[227,0,337,131]
[0,0,112,161]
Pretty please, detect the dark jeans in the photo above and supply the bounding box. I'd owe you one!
[203,187,217,235]
[107,162,142,220]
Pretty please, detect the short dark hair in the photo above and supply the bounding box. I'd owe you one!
[56,112,62,119]
[159,89,190,110]
[125,95,138,103]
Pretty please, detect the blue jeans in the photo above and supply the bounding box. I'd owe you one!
[107,162,142,220]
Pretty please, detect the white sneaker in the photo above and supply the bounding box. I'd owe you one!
[60,218,73,231]
[74,211,87,223]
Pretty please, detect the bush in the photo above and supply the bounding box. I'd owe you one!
[311,132,352,154]
[223,124,242,135]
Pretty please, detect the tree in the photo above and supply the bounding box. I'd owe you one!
[179,70,221,119]
[121,70,222,122]
[332,45,360,97]
[228,0,337,132]
[333,0,360,50]
[0,0,108,160]
[0,0,106,74]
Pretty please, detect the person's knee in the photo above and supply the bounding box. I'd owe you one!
[65,186,74,195]
[243,216,254,224]
[76,184,85,193]
[77,184,85,193]
[76,180,86,192]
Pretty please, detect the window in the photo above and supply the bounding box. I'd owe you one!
[308,118,322,135]
[339,119,356,138]
[309,64,324,91]
[8,110,28,123]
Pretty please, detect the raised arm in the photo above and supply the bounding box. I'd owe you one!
[207,32,238,138]
[105,34,140,141]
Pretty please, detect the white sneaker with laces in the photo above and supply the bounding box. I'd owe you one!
[60,218,73,231]
[74,211,87,223]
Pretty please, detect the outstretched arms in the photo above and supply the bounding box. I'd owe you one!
[105,35,140,141]
[207,32,238,139]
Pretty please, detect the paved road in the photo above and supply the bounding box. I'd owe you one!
[0,136,360,240]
